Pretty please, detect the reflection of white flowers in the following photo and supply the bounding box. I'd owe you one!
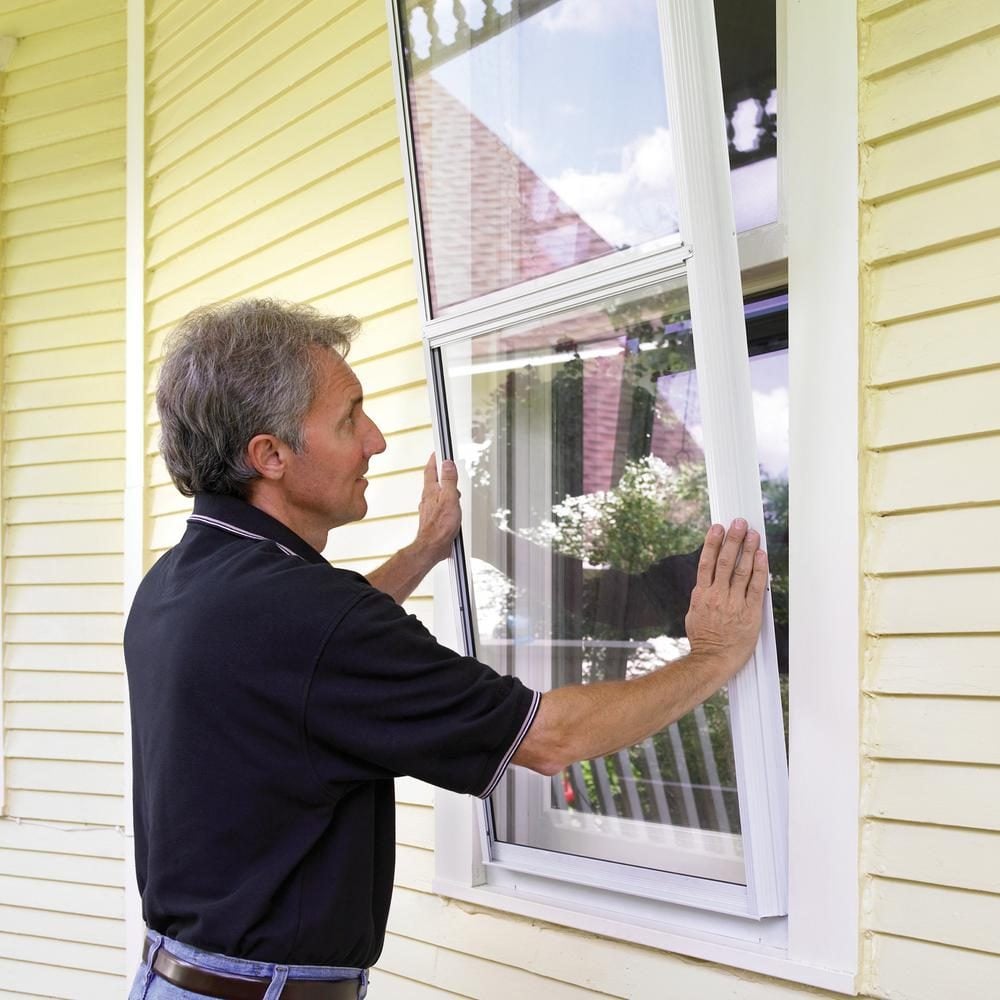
[544,127,678,248]
[501,455,709,574]
[650,634,691,663]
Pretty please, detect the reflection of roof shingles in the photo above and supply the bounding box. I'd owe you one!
[408,75,614,312]
[581,355,705,495]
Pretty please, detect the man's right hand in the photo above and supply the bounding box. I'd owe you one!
[685,519,769,677]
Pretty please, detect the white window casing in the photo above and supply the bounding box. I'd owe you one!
[388,0,858,991]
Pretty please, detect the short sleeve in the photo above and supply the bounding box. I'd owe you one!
[305,588,540,797]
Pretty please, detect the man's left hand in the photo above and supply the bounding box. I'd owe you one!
[414,453,461,566]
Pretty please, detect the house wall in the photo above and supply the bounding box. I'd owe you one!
[858,0,1000,995]
[0,1,129,996]
[1,0,998,997]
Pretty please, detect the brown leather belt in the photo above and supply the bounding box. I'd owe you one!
[142,938,361,999]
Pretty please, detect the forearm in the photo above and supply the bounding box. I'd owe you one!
[513,650,737,775]
[366,543,436,604]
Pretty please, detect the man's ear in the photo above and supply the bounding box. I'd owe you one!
[246,434,287,481]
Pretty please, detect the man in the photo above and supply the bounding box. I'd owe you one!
[125,299,767,1000]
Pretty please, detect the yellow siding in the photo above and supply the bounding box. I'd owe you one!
[145,3,842,998]
[143,0,425,611]
[0,1,128,995]
[2,1,993,997]
[859,3,1000,998]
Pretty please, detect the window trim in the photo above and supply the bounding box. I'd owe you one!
[394,0,858,990]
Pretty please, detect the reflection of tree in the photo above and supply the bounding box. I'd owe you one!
[507,456,708,574]
[466,294,789,829]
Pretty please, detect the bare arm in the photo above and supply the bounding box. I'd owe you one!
[512,519,768,775]
[366,454,461,604]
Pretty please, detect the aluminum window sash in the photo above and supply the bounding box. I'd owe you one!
[425,235,688,333]
[385,0,434,326]
[657,0,788,917]
[492,841,752,915]
[424,248,690,350]
[391,0,788,919]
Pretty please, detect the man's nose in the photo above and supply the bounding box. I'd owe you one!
[366,419,387,457]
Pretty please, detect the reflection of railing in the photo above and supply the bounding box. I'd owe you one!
[556,712,737,833]
[403,0,563,74]
[480,639,737,832]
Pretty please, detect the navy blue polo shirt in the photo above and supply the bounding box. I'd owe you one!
[124,493,539,968]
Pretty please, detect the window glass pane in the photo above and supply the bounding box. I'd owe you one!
[399,1,778,315]
[400,0,679,313]
[440,282,789,883]
[715,0,779,230]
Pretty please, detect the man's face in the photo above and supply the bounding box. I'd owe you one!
[281,349,387,532]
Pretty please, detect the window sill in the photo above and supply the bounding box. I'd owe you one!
[431,876,856,995]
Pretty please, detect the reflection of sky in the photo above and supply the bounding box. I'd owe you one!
[409,0,777,245]
[427,0,666,177]
[658,349,789,479]
[426,0,677,247]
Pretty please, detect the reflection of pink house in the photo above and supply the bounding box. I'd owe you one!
[581,355,705,494]
[408,76,614,311]
[409,75,704,494]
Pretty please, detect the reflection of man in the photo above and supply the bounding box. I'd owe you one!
[125,299,767,999]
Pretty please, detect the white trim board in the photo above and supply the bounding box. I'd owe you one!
[123,0,147,988]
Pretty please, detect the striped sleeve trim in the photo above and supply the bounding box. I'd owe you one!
[477,689,542,800]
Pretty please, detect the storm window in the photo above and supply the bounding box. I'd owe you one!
[391,0,788,921]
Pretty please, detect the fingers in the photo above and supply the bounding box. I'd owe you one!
[747,548,769,604]
[733,528,760,588]
[714,518,748,584]
[422,453,438,493]
[439,457,459,488]
[422,452,460,504]
[696,524,724,587]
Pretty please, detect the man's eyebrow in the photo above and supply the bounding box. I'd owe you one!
[343,391,363,414]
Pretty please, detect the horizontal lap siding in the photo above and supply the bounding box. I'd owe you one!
[144,0,423,569]
[860,3,1000,997]
[0,2,128,996]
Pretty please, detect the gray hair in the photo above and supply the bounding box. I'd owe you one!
[156,298,359,498]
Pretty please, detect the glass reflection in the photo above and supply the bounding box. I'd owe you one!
[401,0,679,312]
[440,283,788,882]
[400,0,779,313]
[715,0,779,231]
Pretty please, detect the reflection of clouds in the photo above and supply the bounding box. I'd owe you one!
[538,0,643,33]
[732,98,763,153]
[752,386,789,478]
[659,366,788,479]
[732,157,778,231]
[544,127,678,248]
[504,118,538,163]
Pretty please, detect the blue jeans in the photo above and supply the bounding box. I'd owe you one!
[128,931,368,1000]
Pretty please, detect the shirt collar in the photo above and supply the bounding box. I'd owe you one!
[190,493,329,566]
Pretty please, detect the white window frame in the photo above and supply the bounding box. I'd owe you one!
[389,0,858,991]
